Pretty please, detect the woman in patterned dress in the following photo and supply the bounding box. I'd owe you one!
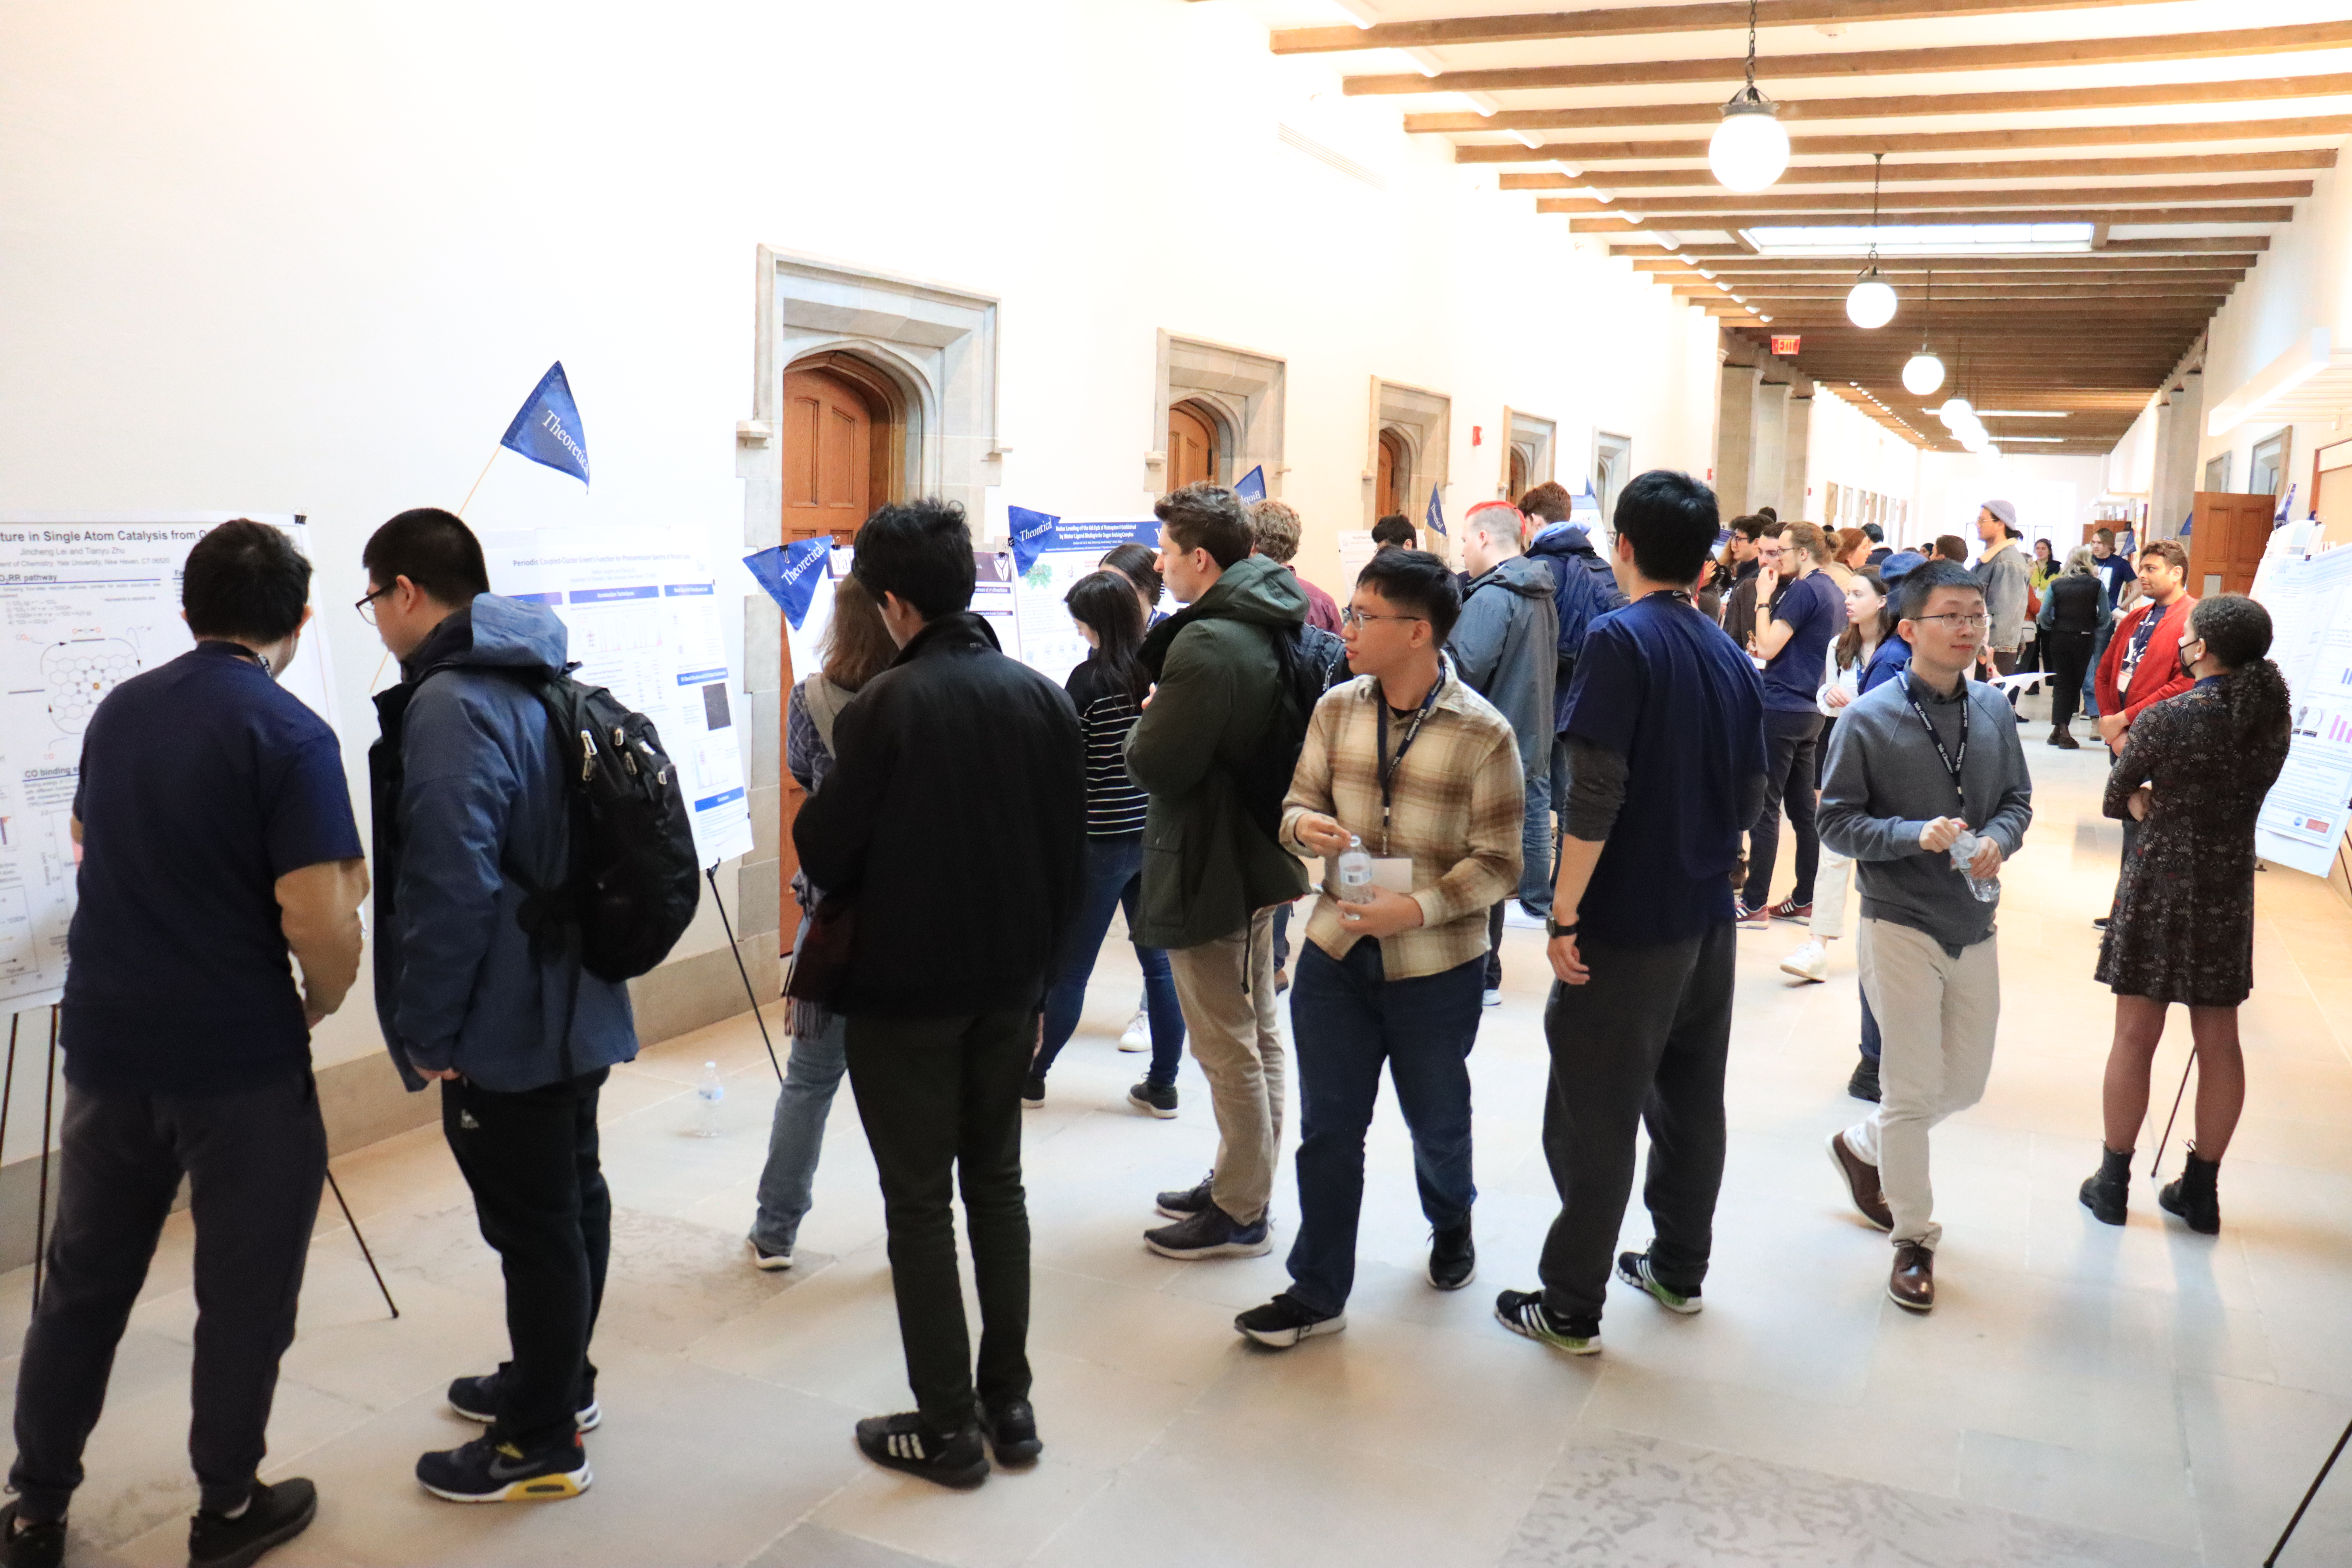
[2079,594,2291,1234]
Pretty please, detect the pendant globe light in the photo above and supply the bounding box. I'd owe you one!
[1709,0,1789,193]
[1844,154,1897,329]
[1900,269,1946,395]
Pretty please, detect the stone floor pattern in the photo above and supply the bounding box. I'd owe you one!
[7,734,2352,1567]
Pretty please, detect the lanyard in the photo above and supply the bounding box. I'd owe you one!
[1375,677,1442,856]
[1902,679,1969,808]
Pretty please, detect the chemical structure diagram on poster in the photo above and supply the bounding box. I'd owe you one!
[482,529,755,868]
[2252,534,2352,877]
[0,514,342,1012]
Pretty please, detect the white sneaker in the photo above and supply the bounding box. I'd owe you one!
[1779,937,1828,983]
[1501,904,1549,931]
[1118,1009,1149,1052]
[1482,988,1503,1007]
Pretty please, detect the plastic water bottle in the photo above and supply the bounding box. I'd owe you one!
[1948,830,2001,904]
[694,1061,726,1137]
[1336,834,1376,904]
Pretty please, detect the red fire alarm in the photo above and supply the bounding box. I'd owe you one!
[1472,425,1484,446]
[1771,334,1802,356]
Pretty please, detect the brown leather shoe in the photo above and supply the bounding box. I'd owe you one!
[1827,1131,1893,1231]
[1888,1242,1935,1312]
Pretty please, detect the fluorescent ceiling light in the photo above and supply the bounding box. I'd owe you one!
[1975,410,2069,418]
[1740,223,2095,259]
[1458,91,1501,116]
[1322,0,1381,25]
[1511,129,1543,149]
[1656,232,1682,250]
[1716,280,1733,291]
[1404,47,1444,78]
[1551,159,1584,178]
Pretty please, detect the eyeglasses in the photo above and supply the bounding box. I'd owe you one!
[1340,607,1426,630]
[1912,613,1990,631]
[354,585,391,625]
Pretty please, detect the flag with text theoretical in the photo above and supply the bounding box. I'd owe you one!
[1009,506,1060,574]
[500,362,592,487]
[1424,484,1445,538]
[1235,466,1267,502]
[744,537,833,630]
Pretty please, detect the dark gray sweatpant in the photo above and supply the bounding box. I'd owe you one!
[1536,922,1737,1322]
[9,1068,326,1520]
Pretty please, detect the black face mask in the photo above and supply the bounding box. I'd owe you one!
[2177,637,2201,680]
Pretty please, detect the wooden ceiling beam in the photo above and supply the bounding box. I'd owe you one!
[1559,204,2295,226]
[1270,0,2157,54]
[1530,181,2312,210]
[1630,258,2250,273]
[1611,235,2271,255]
[1502,152,2333,188]
[1400,73,2352,133]
[1452,118,2352,162]
[1345,22,2352,96]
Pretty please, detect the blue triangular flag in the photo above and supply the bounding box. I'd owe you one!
[1235,466,1267,502]
[1009,506,1061,575]
[744,537,834,631]
[499,362,591,487]
[2276,483,2297,523]
[1424,484,1446,538]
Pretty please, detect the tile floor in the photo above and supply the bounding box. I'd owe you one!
[8,725,2352,1566]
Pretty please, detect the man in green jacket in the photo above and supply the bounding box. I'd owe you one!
[1127,482,1312,1260]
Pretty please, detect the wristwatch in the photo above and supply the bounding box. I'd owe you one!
[1546,917,1579,939]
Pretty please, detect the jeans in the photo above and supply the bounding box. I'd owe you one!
[845,1007,1034,1429]
[1847,919,2000,1250]
[1536,924,1736,1323]
[1518,766,1554,915]
[751,1009,849,1255]
[1744,709,1825,910]
[2084,620,2115,715]
[1036,833,1184,1088]
[10,1069,325,1520]
[1285,942,1485,1316]
[442,1068,612,1452]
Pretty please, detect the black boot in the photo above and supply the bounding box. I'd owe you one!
[1846,1053,1881,1103]
[2078,1144,2131,1226]
[2158,1150,2222,1235]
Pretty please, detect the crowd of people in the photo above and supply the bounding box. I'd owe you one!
[0,472,2300,1564]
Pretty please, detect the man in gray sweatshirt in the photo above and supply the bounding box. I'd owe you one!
[1818,559,2032,1314]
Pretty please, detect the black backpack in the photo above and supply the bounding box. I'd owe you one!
[1234,622,1348,841]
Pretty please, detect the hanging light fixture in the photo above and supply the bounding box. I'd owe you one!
[1709,0,1789,193]
[1844,154,1897,329]
[1901,268,1946,395]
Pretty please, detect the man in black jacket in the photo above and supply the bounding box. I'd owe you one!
[793,499,1085,1489]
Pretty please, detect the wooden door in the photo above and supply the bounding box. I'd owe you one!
[1507,445,1529,500]
[2188,491,2275,598]
[1168,402,1218,491]
[2314,440,2352,529]
[781,367,875,541]
[1377,428,1408,518]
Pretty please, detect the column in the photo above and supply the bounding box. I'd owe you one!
[1751,381,1791,520]
[1715,362,1761,518]
[1782,392,1813,524]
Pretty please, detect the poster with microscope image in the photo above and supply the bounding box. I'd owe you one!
[2252,543,2352,877]
[0,514,342,1012]
[481,529,755,866]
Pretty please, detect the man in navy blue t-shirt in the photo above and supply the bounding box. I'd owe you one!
[1739,521,1844,926]
[7,521,364,1568]
[1494,471,1766,1357]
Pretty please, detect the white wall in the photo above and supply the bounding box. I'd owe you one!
[1915,451,2106,558]
[1804,387,1922,534]
[0,0,1723,1098]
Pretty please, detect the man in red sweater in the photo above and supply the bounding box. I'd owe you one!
[2091,538,2196,930]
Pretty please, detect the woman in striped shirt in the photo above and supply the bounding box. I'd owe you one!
[1027,570,1186,1117]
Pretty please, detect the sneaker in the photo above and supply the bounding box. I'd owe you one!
[446,1368,602,1432]
[1846,1053,1882,1104]
[1234,1292,1346,1348]
[1144,1202,1272,1260]
[1155,1172,1214,1220]
[1733,901,1772,930]
[1768,898,1812,923]
[979,1398,1043,1467]
[1615,1249,1702,1315]
[1827,1130,1894,1232]
[1501,904,1550,931]
[2091,915,2110,931]
[1275,967,1292,994]
[1493,1289,1600,1355]
[1117,1009,1150,1052]
[188,1478,318,1568]
[745,1237,795,1271]
[1021,1073,1046,1109]
[1482,988,1503,1007]
[853,1412,989,1489]
[1126,1081,1179,1119]
[1427,1221,1476,1291]
[0,1504,65,1568]
[1779,937,1827,983]
[416,1434,592,1503]
[1888,1241,1935,1312]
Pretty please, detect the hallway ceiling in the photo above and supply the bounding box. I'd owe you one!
[1233,0,2352,457]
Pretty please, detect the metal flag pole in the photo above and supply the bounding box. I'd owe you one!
[33,1007,58,1309]
[2150,1044,2199,1180]
[321,1168,398,1320]
[706,863,784,1085]
[0,1014,18,1187]
[2266,1413,2352,1565]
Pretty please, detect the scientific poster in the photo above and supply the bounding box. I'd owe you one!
[0,514,341,1012]
[2252,543,2352,876]
[1014,519,1158,689]
[482,529,755,866]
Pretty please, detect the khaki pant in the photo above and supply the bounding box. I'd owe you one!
[1166,908,1285,1225]
[1845,917,2000,1250]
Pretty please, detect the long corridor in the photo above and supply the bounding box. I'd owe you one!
[9,724,2352,1568]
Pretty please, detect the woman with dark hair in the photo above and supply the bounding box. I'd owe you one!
[747,574,901,1269]
[1026,570,1187,1115]
[2079,594,2293,1234]
[1099,541,1166,627]
[2036,546,2110,749]
[1781,570,1888,985]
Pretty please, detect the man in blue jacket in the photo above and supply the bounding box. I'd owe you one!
[364,508,637,1504]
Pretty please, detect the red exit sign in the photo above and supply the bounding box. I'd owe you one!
[1771,334,1802,356]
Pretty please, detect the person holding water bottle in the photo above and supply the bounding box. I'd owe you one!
[1818,558,2033,1314]
[1229,548,1524,1348]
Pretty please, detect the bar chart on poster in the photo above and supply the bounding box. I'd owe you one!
[0,514,342,1012]
[483,529,754,866]
[2252,537,2352,877]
